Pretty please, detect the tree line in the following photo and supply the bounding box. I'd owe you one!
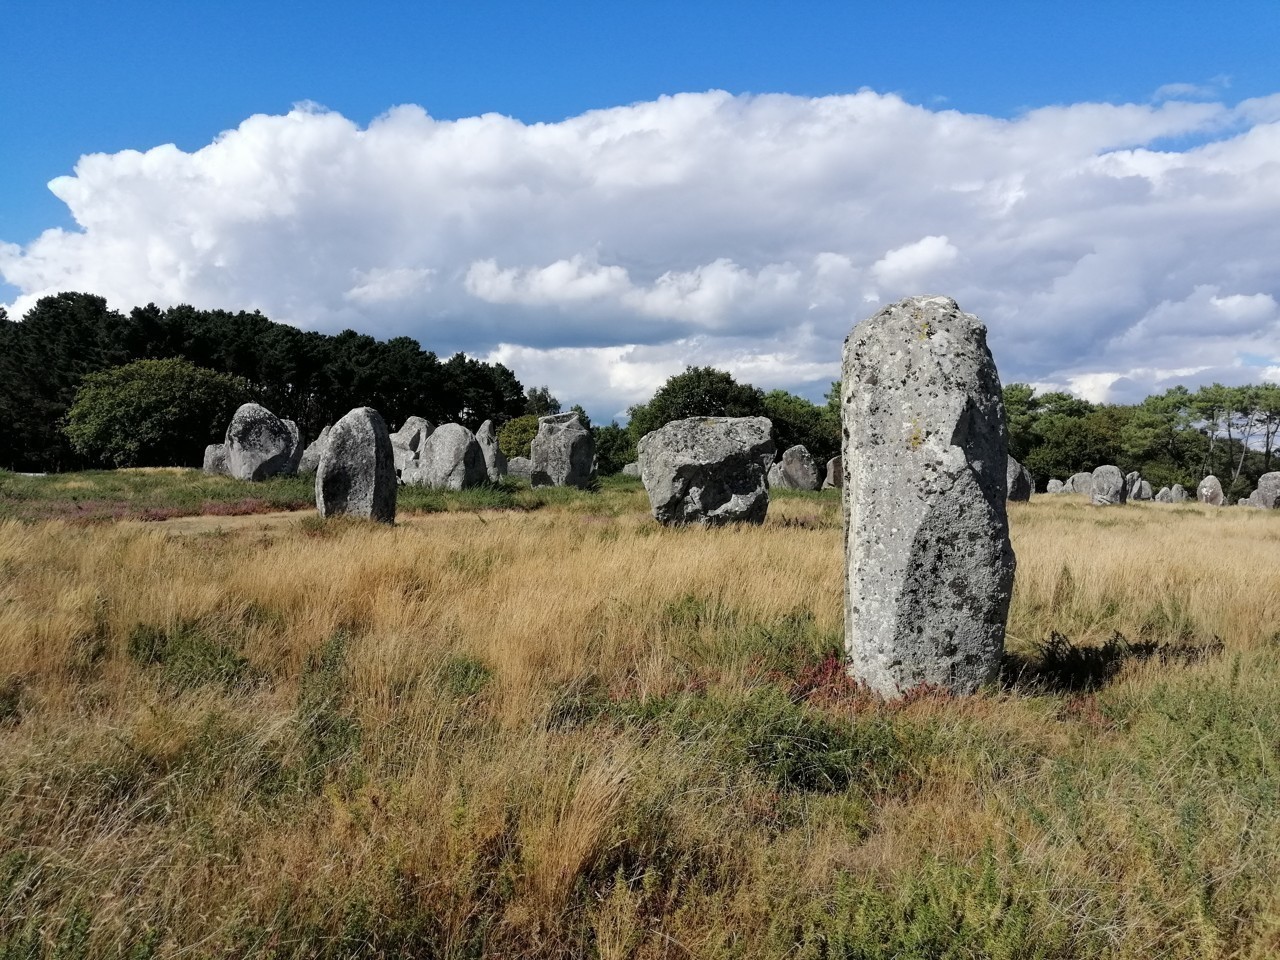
[0,292,526,471]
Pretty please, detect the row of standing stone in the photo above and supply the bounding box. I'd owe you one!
[1040,466,1280,508]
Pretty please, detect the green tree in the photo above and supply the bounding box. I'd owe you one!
[498,414,541,459]
[593,422,635,475]
[1002,383,1039,462]
[627,367,764,442]
[64,358,255,468]
[525,385,561,416]
[761,389,839,464]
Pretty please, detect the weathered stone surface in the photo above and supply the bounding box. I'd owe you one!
[530,413,595,489]
[315,407,396,523]
[1155,486,1172,503]
[1136,480,1153,501]
[1125,471,1141,500]
[1066,471,1093,494]
[282,420,303,476]
[1007,456,1032,501]
[1198,475,1223,506]
[298,426,331,476]
[1171,483,1189,503]
[202,443,229,476]
[225,403,294,481]
[1248,472,1280,509]
[508,456,532,479]
[767,444,821,491]
[475,420,507,482]
[401,423,487,490]
[1046,478,1065,493]
[637,416,774,526]
[822,456,843,490]
[1091,465,1127,506]
[842,296,1015,699]
[390,417,434,475]
[621,462,640,477]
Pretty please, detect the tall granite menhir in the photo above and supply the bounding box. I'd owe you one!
[842,296,1016,698]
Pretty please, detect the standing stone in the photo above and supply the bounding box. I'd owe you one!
[1090,465,1127,506]
[822,456,843,490]
[1125,471,1142,500]
[1136,480,1153,501]
[1171,483,1189,503]
[1066,471,1093,494]
[621,462,640,477]
[225,403,294,482]
[1006,456,1032,501]
[315,407,396,523]
[282,420,304,476]
[298,426,331,476]
[1046,478,1065,493]
[1248,472,1280,509]
[1198,475,1223,506]
[390,417,434,475]
[530,413,595,489]
[767,445,821,490]
[637,416,774,526]
[1155,486,1173,503]
[842,296,1015,698]
[401,423,487,490]
[508,456,532,479]
[475,419,507,482]
[202,443,229,476]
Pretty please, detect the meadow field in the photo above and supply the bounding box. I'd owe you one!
[1,471,1279,958]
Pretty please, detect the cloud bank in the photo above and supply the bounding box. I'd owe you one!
[4,89,1280,419]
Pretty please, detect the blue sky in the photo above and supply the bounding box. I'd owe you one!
[3,1,1280,418]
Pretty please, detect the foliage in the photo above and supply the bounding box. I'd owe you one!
[762,388,840,464]
[626,366,765,442]
[524,385,561,416]
[498,414,541,459]
[1,293,527,471]
[64,358,254,468]
[592,422,635,474]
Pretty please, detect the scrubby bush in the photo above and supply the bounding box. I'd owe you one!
[498,413,540,459]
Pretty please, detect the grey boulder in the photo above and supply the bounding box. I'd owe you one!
[621,461,640,478]
[1197,475,1223,506]
[530,413,595,489]
[390,417,434,474]
[282,420,304,476]
[202,443,229,476]
[315,407,396,523]
[298,426,331,476]
[1155,486,1173,503]
[508,456,532,479]
[822,456,843,490]
[1046,478,1065,493]
[225,403,294,481]
[402,423,487,490]
[1006,456,1032,501]
[1248,472,1280,509]
[767,444,820,490]
[1171,483,1189,503]
[1090,465,1127,506]
[841,295,1015,699]
[1136,480,1153,501]
[476,419,507,482]
[637,416,774,526]
[1066,471,1093,494]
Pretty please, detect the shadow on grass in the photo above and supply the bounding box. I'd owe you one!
[1001,631,1225,694]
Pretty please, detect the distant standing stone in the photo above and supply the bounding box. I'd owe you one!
[530,413,595,489]
[475,419,507,482]
[842,296,1015,698]
[202,443,229,476]
[1136,480,1153,501]
[1198,475,1223,506]
[1046,478,1065,493]
[1007,456,1032,501]
[1171,483,1189,503]
[621,461,640,477]
[1248,472,1280,509]
[508,456,532,479]
[298,426,331,476]
[822,456,843,490]
[225,403,294,482]
[282,420,304,476]
[316,407,396,523]
[767,445,821,490]
[1090,465,1127,506]
[1125,471,1141,500]
[637,416,774,525]
[402,423,487,490]
[1154,486,1172,503]
[1066,471,1093,494]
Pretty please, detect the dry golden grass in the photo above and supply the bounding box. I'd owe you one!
[0,484,1278,957]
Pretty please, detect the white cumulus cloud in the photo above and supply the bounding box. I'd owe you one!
[5,90,1280,417]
